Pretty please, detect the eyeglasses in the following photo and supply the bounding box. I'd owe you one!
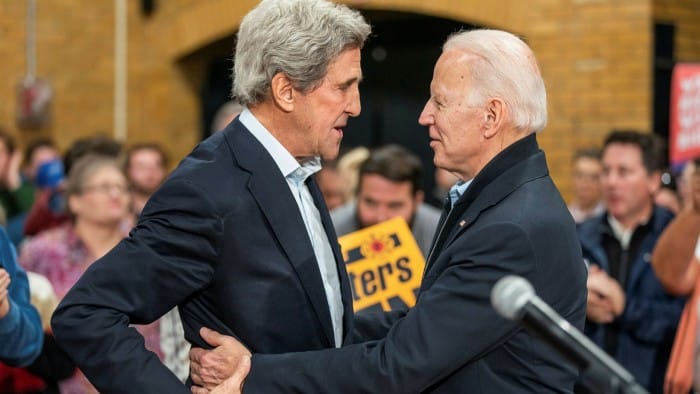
[573,171,601,182]
[82,183,130,195]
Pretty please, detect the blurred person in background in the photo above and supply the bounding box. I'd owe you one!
[568,148,605,223]
[21,154,162,393]
[0,226,43,366]
[0,226,44,393]
[0,129,35,245]
[211,101,244,135]
[577,130,684,393]
[6,138,61,246]
[315,156,347,211]
[0,129,33,220]
[332,144,441,256]
[655,169,681,214]
[336,145,369,201]
[22,139,60,186]
[124,143,169,217]
[23,135,123,238]
[652,157,700,394]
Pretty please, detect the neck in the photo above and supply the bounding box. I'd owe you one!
[249,103,306,161]
[614,204,653,231]
[131,193,149,216]
[460,127,526,181]
[74,219,124,259]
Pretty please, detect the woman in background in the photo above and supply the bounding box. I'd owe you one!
[20,154,161,393]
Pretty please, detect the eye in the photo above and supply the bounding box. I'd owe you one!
[433,97,445,109]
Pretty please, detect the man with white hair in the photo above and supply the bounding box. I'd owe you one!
[51,0,370,392]
[190,29,587,393]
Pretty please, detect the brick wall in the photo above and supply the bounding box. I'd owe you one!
[0,0,697,200]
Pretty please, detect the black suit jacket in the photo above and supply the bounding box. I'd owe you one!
[244,134,588,393]
[51,119,354,393]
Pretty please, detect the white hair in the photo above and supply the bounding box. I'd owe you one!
[233,0,371,106]
[443,29,547,133]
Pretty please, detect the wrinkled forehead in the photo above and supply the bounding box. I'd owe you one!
[431,51,475,93]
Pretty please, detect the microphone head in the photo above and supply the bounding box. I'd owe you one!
[491,275,535,320]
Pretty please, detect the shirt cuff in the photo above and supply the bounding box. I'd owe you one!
[695,235,700,261]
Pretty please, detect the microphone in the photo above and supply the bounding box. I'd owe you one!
[491,275,648,394]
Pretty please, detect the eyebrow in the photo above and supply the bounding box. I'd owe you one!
[340,73,363,88]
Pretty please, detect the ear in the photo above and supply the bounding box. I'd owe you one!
[483,98,505,139]
[270,72,295,112]
[647,170,662,195]
[414,190,425,205]
[67,194,80,217]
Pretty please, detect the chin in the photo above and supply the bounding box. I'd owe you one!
[322,150,340,161]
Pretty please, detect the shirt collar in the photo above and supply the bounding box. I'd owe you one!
[606,214,650,250]
[448,179,472,208]
[288,157,322,184]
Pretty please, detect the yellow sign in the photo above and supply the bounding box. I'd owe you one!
[338,217,425,312]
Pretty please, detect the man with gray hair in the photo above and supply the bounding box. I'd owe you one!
[190,29,587,393]
[51,0,370,392]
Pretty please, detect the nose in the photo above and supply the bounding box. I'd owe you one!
[375,207,391,223]
[347,85,361,117]
[418,101,433,126]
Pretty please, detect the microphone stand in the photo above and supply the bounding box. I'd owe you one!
[521,304,648,394]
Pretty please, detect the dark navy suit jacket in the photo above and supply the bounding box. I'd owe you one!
[51,119,354,393]
[244,134,588,393]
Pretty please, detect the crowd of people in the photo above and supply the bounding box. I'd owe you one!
[0,131,183,393]
[0,0,699,393]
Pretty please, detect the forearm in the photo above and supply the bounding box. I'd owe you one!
[652,210,700,295]
[52,303,189,393]
[0,298,43,366]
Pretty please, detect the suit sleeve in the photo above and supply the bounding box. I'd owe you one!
[0,229,43,367]
[616,290,685,344]
[244,223,536,393]
[51,179,221,393]
[353,309,406,342]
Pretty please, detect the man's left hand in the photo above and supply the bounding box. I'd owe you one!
[190,327,252,391]
[192,356,251,394]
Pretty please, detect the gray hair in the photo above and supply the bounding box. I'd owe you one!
[443,29,547,134]
[232,0,371,106]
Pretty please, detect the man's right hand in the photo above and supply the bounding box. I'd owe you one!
[0,268,11,319]
[586,265,615,323]
[190,327,252,393]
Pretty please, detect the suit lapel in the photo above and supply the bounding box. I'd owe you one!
[307,176,355,343]
[225,122,335,346]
